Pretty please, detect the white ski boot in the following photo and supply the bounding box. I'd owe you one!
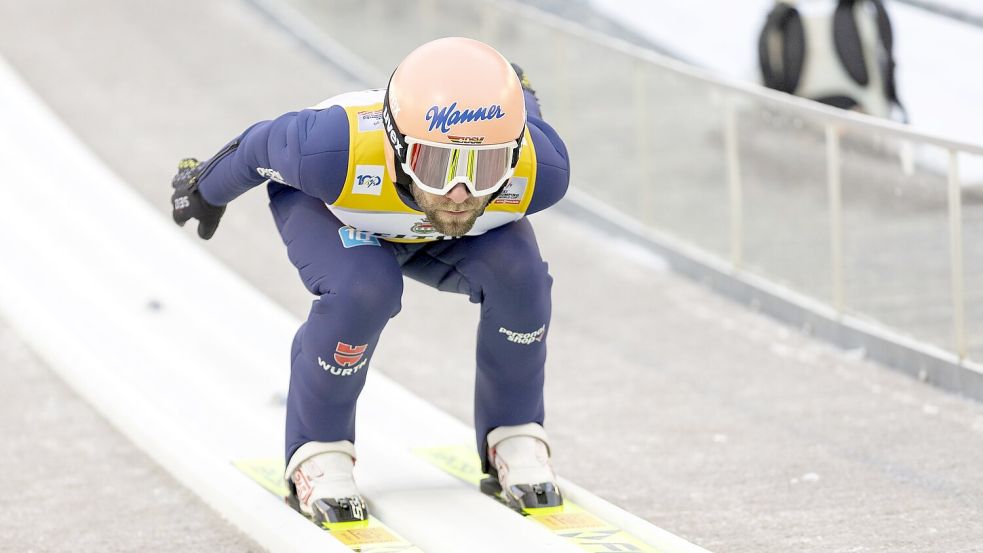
[284,440,368,526]
[482,423,563,511]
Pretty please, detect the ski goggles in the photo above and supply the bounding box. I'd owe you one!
[402,137,520,197]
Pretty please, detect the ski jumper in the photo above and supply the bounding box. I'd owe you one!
[195,88,570,471]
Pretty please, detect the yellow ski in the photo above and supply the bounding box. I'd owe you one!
[414,445,667,553]
[234,458,423,553]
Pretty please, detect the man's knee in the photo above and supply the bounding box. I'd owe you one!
[471,221,550,290]
[476,240,552,299]
[306,265,404,322]
[501,258,552,294]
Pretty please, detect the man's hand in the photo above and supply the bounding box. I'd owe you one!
[171,158,226,240]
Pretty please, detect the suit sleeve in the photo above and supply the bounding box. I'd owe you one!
[525,113,570,215]
[196,105,351,206]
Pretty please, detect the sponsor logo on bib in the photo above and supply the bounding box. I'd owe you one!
[353,165,385,196]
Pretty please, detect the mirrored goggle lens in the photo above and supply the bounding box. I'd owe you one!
[409,143,511,193]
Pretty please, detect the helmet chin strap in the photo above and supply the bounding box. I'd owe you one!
[387,155,424,209]
[392,158,412,189]
[486,179,508,203]
[391,162,417,204]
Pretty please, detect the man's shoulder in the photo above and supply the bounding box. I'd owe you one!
[307,89,386,111]
[524,118,570,215]
[291,89,386,157]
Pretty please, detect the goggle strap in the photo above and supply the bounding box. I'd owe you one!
[382,81,409,164]
[510,129,524,168]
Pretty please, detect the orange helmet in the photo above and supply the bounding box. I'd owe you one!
[382,37,526,197]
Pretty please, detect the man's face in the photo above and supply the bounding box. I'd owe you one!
[411,182,492,237]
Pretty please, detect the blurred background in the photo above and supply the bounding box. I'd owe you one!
[1,1,983,552]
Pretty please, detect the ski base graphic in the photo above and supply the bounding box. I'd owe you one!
[414,445,666,553]
[234,458,423,553]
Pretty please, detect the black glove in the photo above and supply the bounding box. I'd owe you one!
[171,158,226,240]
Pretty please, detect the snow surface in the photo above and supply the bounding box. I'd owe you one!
[589,0,982,154]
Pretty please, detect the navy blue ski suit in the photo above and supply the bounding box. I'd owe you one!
[194,88,569,470]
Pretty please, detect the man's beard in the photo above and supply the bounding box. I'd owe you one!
[411,185,492,237]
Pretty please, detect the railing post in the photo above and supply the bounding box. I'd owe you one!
[634,59,651,214]
[723,96,743,270]
[899,139,915,176]
[947,149,967,361]
[826,124,844,316]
